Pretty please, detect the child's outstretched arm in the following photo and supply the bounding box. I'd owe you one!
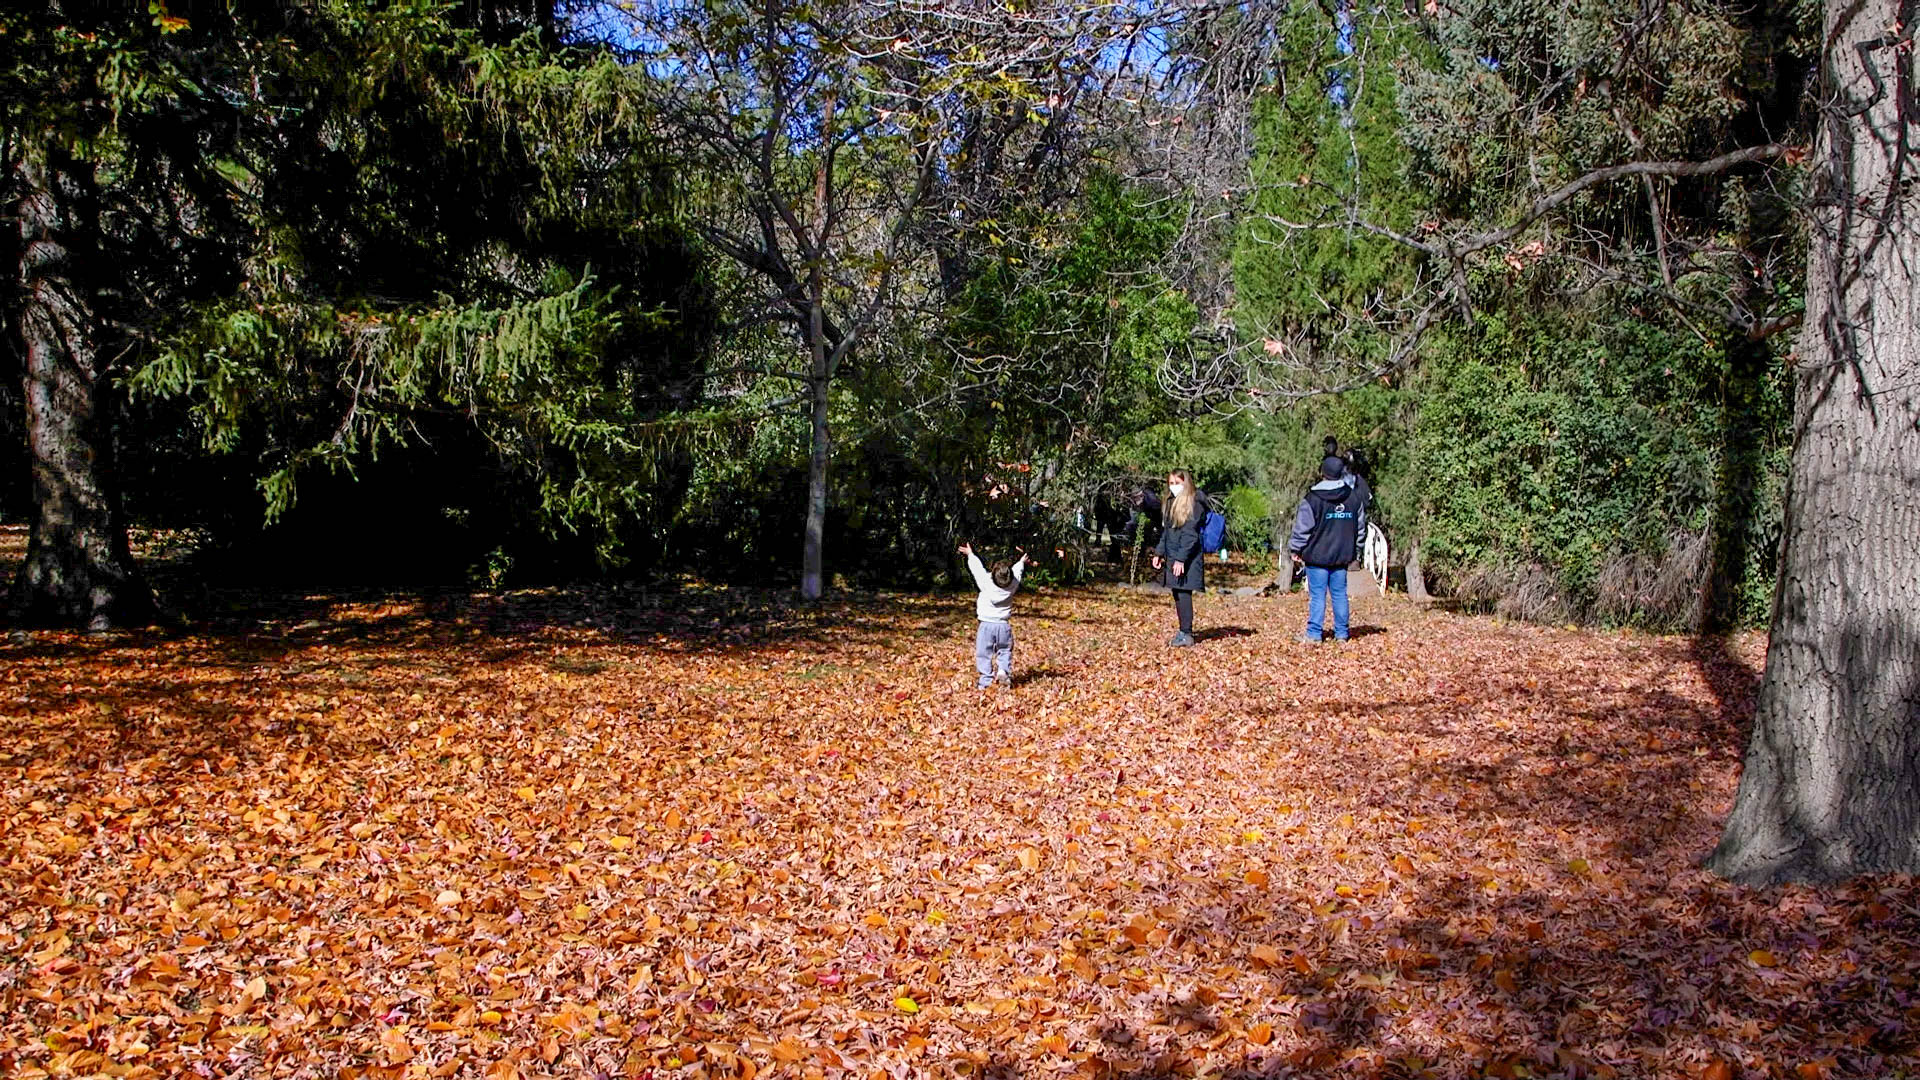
[1012,547,1040,583]
[960,544,995,590]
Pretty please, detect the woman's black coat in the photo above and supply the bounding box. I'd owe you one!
[1155,493,1207,591]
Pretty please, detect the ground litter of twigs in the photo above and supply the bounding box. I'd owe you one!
[4,578,1917,1080]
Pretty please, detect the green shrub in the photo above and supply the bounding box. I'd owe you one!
[1221,485,1273,553]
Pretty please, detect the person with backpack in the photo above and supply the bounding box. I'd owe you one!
[1151,469,1220,647]
[1288,455,1363,642]
[1322,434,1373,537]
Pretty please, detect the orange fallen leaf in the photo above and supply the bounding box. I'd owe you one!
[380,1026,413,1065]
[1247,1022,1273,1046]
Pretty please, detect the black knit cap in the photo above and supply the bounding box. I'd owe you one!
[1321,455,1346,480]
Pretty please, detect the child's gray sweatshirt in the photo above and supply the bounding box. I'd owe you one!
[966,552,1026,622]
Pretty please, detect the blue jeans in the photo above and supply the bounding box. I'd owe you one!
[1303,566,1349,641]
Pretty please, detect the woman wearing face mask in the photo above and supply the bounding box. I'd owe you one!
[1150,469,1204,646]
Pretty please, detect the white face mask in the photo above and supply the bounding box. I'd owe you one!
[1168,482,1185,496]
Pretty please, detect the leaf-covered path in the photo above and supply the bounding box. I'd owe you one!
[3,586,1914,1079]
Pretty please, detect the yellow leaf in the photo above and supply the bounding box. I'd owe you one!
[893,996,920,1014]
[1749,949,1779,968]
[479,1010,503,1025]
[1247,1022,1274,1046]
[435,889,462,907]
[572,904,592,921]
[1567,858,1591,876]
[1015,845,1041,871]
[607,834,632,851]
[664,808,684,829]
[515,786,537,801]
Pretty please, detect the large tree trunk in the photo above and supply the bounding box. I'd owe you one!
[1706,0,1920,884]
[9,150,152,630]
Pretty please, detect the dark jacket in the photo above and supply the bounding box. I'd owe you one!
[1155,492,1207,591]
[1289,479,1360,569]
[1120,489,1163,550]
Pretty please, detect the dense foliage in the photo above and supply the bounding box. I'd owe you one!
[1,1,1816,628]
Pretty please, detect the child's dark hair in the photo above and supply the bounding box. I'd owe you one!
[991,560,1015,589]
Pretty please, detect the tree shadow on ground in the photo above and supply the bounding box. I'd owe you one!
[1689,631,1764,740]
[1107,856,1919,1080]
[1078,628,1911,1079]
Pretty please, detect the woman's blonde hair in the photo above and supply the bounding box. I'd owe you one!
[1165,470,1197,527]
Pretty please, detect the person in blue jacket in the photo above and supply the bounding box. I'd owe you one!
[1288,455,1362,642]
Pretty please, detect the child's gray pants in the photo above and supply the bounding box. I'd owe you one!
[975,620,1013,686]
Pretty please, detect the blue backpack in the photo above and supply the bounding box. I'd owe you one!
[1201,504,1227,554]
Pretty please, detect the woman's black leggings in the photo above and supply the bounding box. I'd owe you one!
[1173,589,1194,634]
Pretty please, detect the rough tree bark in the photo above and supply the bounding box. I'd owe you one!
[1706,0,1920,883]
[9,150,153,630]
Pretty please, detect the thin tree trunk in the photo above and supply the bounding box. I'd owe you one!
[1706,0,1920,884]
[1405,541,1430,603]
[9,150,152,630]
[800,364,829,601]
[1270,518,1293,593]
[798,92,836,603]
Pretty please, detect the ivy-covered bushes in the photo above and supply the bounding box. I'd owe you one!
[1401,314,1790,628]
